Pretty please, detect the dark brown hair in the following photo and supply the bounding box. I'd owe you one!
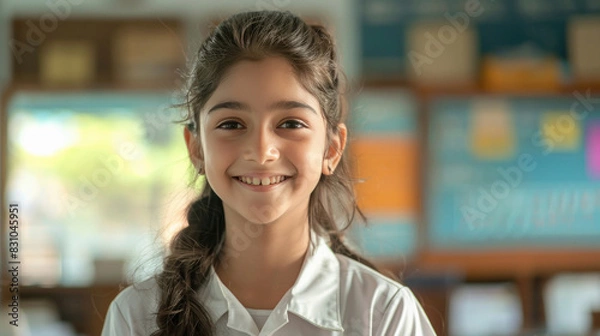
[152,10,376,335]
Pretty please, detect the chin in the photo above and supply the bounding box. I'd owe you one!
[244,213,280,226]
[241,203,281,224]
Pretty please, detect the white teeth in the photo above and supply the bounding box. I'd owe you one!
[238,176,287,186]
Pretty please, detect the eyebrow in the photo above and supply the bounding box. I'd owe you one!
[207,100,318,115]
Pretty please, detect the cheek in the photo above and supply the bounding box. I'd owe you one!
[296,146,325,176]
[203,139,235,177]
[205,137,233,158]
[307,153,324,171]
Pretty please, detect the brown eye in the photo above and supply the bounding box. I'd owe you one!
[217,121,244,130]
[279,120,307,129]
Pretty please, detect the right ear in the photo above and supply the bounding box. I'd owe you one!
[184,127,204,170]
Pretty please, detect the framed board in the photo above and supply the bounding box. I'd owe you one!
[427,93,600,249]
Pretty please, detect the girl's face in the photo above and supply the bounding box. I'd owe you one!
[186,57,345,225]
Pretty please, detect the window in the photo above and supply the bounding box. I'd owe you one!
[5,92,195,286]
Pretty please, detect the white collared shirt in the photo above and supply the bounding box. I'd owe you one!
[101,234,436,336]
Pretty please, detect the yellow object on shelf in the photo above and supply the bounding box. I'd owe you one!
[112,26,184,84]
[481,56,561,93]
[569,15,600,83]
[40,40,95,86]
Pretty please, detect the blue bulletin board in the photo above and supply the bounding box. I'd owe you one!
[428,94,600,249]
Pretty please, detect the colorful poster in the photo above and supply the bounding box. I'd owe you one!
[349,89,418,257]
[429,95,600,249]
[586,122,600,179]
[351,137,417,214]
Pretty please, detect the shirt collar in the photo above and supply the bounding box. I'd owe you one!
[287,232,343,331]
[199,267,229,324]
[199,231,344,332]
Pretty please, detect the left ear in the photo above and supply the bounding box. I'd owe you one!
[322,123,347,175]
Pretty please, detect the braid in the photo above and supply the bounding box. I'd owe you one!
[151,187,224,335]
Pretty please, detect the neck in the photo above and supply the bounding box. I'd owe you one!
[215,204,310,309]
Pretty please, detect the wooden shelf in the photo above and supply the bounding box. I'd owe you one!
[3,80,182,94]
[11,17,185,91]
[0,284,122,336]
[360,77,600,96]
[418,249,600,279]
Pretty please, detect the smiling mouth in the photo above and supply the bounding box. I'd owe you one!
[236,176,290,186]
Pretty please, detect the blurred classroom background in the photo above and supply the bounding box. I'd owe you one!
[1,0,600,335]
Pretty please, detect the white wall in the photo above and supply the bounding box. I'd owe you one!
[1,0,360,84]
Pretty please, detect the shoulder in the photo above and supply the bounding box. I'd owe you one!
[111,277,160,311]
[334,253,436,335]
[334,252,406,313]
[102,277,159,336]
[335,252,404,294]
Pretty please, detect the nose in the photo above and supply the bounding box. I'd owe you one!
[243,126,280,164]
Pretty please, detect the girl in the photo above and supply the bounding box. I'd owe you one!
[102,10,436,336]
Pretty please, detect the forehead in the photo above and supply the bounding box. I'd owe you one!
[223,57,296,79]
[205,57,320,110]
